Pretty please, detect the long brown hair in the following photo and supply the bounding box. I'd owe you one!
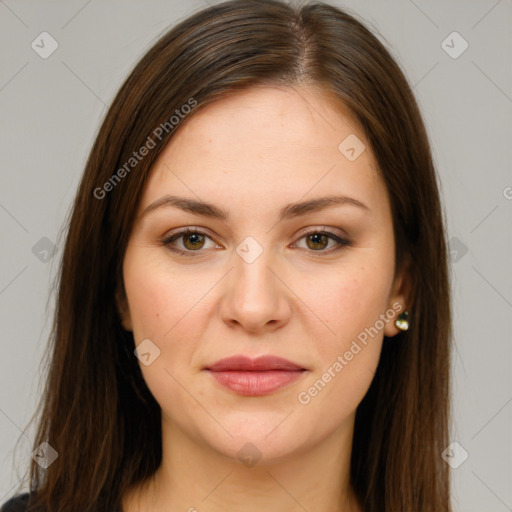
[12,1,452,510]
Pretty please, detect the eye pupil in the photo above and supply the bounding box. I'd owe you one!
[307,233,328,250]
[164,229,346,256]
[184,233,204,250]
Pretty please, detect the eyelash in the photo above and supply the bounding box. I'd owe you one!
[161,227,351,257]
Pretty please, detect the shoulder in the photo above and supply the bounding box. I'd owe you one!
[1,492,39,512]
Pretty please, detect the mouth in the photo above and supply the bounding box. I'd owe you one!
[204,355,307,396]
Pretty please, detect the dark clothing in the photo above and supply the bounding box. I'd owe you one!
[1,493,38,512]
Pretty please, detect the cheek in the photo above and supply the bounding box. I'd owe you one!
[123,249,203,341]
[122,248,215,393]
[122,251,208,416]
[308,264,392,349]
[124,269,168,341]
[298,262,393,408]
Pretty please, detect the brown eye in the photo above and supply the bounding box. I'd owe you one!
[305,232,330,251]
[181,232,206,250]
[162,229,217,256]
[162,227,350,257]
[293,229,350,253]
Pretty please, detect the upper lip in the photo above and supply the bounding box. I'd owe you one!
[205,355,305,372]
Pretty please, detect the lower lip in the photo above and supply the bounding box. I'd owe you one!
[206,370,305,396]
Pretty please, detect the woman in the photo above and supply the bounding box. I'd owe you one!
[2,0,452,511]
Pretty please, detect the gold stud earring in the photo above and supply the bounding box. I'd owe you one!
[395,310,409,331]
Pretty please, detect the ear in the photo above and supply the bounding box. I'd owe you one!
[384,257,413,338]
[115,282,133,332]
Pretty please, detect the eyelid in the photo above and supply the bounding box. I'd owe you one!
[161,227,220,253]
[161,226,351,256]
[294,225,349,241]
[291,227,351,253]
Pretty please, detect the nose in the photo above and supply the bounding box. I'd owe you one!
[219,244,291,333]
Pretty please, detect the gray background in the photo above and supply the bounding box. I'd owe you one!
[1,1,511,510]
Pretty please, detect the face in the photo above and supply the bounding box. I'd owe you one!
[119,85,408,463]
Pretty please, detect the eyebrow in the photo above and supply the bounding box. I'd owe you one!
[140,194,369,222]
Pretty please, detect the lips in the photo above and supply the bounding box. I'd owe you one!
[206,355,305,372]
[204,355,307,396]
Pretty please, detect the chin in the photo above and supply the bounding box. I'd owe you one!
[198,416,312,466]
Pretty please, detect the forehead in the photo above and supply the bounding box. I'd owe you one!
[166,85,367,161]
[140,85,387,215]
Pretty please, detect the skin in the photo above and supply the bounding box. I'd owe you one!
[119,84,409,512]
